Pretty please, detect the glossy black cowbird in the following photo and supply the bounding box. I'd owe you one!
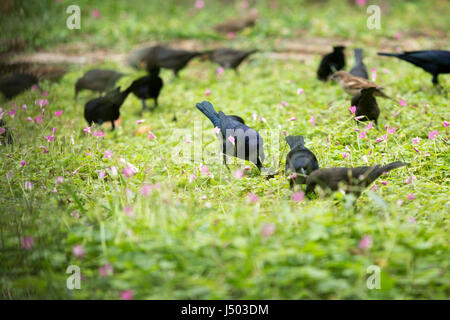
[128,45,202,77]
[75,69,124,99]
[0,73,38,99]
[205,48,258,73]
[196,101,265,171]
[378,50,450,86]
[305,161,408,198]
[350,48,368,79]
[130,66,163,112]
[84,84,133,131]
[350,87,380,124]
[317,46,346,81]
[285,136,319,188]
[0,119,13,145]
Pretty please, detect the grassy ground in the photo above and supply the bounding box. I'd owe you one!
[1,0,449,299]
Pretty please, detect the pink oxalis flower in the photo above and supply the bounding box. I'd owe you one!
[54,110,63,117]
[92,8,100,18]
[261,223,275,238]
[21,236,34,250]
[104,150,113,159]
[99,263,113,277]
[121,290,133,300]
[359,235,372,250]
[428,130,438,140]
[72,245,85,258]
[291,190,304,202]
[122,166,136,178]
[247,192,259,203]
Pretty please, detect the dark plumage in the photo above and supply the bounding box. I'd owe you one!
[317,46,346,81]
[75,69,124,99]
[305,161,408,198]
[196,101,265,171]
[84,85,133,131]
[0,119,13,146]
[0,73,38,99]
[378,50,450,85]
[350,48,368,79]
[128,45,202,77]
[285,136,319,188]
[205,48,258,73]
[350,87,380,124]
[130,67,163,111]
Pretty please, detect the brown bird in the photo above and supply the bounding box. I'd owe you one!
[204,48,258,73]
[330,71,392,100]
[213,11,258,33]
[350,87,380,125]
[305,161,408,198]
[75,69,124,100]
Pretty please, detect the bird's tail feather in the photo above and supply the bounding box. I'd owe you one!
[285,135,304,150]
[196,101,221,128]
[354,48,364,63]
[367,161,408,184]
[377,52,400,57]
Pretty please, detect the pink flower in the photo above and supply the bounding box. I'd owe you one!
[34,115,43,124]
[122,166,136,178]
[405,176,416,184]
[297,88,304,95]
[120,290,133,300]
[227,32,235,40]
[309,116,316,127]
[412,137,420,144]
[413,147,419,153]
[365,122,373,130]
[20,160,26,167]
[261,223,275,238]
[52,127,57,135]
[428,130,438,140]
[370,68,377,81]
[381,181,388,185]
[356,0,367,7]
[104,150,113,159]
[398,99,407,107]
[189,174,197,182]
[45,135,55,142]
[233,169,244,179]
[110,166,118,176]
[362,155,368,163]
[123,206,135,218]
[57,176,64,184]
[393,111,400,118]
[260,117,266,123]
[148,131,156,140]
[72,245,85,258]
[287,173,297,180]
[213,127,220,134]
[371,184,378,192]
[228,136,235,145]
[342,152,347,159]
[20,236,34,250]
[39,146,49,153]
[83,126,91,134]
[137,119,144,125]
[205,89,211,96]
[93,130,105,138]
[349,106,356,114]
[395,32,402,40]
[247,192,259,203]
[358,235,372,250]
[252,113,258,121]
[37,99,48,107]
[444,120,449,128]
[289,116,296,121]
[54,110,63,117]
[0,127,5,134]
[99,263,113,277]
[32,84,38,91]
[407,216,416,224]
[291,190,304,202]
[26,117,33,122]
[200,164,209,174]
[281,101,287,107]
[185,139,191,144]
[376,134,387,143]
[216,67,224,75]
[387,127,396,134]
[140,183,160,196]
[8,110,16,118]
[92,8,100,18]
[407,193,415,200]
[98,170,106,179]
[358,131,367,139]
[42,91,48,97]
[282,130,287,136]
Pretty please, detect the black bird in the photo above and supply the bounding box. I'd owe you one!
[75,69,124,99]
[227,115,245,124]
[0,73,38,99]
[84,84,133,131]
[350,48,368,79]
[350,87,380,125]
[285,136,319,188]
[196,101,265,171]
[128,45,203,77]
[205,48,258,73]
[317,46,346,81]
[305,161,408,198]
[130,66,163,112]
[378,50,450,86]
[0,119,13,146]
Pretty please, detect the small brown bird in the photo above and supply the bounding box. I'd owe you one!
[213,11,258,33]
[350,87,380,124]
[305,161,408,198]
[330,71,392,99]
[205,48,258,73]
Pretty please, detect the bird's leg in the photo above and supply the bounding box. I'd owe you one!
[223,154,230,171]
[111,120,115,131]
[141,99,147,111]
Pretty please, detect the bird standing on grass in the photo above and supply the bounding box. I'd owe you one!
[75,69,124,99]
[84,85,134,131]
[0,73,38,100]
[350,48,368,79]
[330,71,393,99]
[317,46,346,81]
[305,161,409,198]
[0,119,13,146]
[350,87,380,125]
[285,136,319,188]
[130,66,163,112]
[196,101,265,172]
[213,11,258,34]
[204,48,258,73]
[378,50,450,86]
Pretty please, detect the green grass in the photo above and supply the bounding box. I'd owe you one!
[1,0,449,299]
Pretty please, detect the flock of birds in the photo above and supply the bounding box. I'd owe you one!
[0,41,449,201]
